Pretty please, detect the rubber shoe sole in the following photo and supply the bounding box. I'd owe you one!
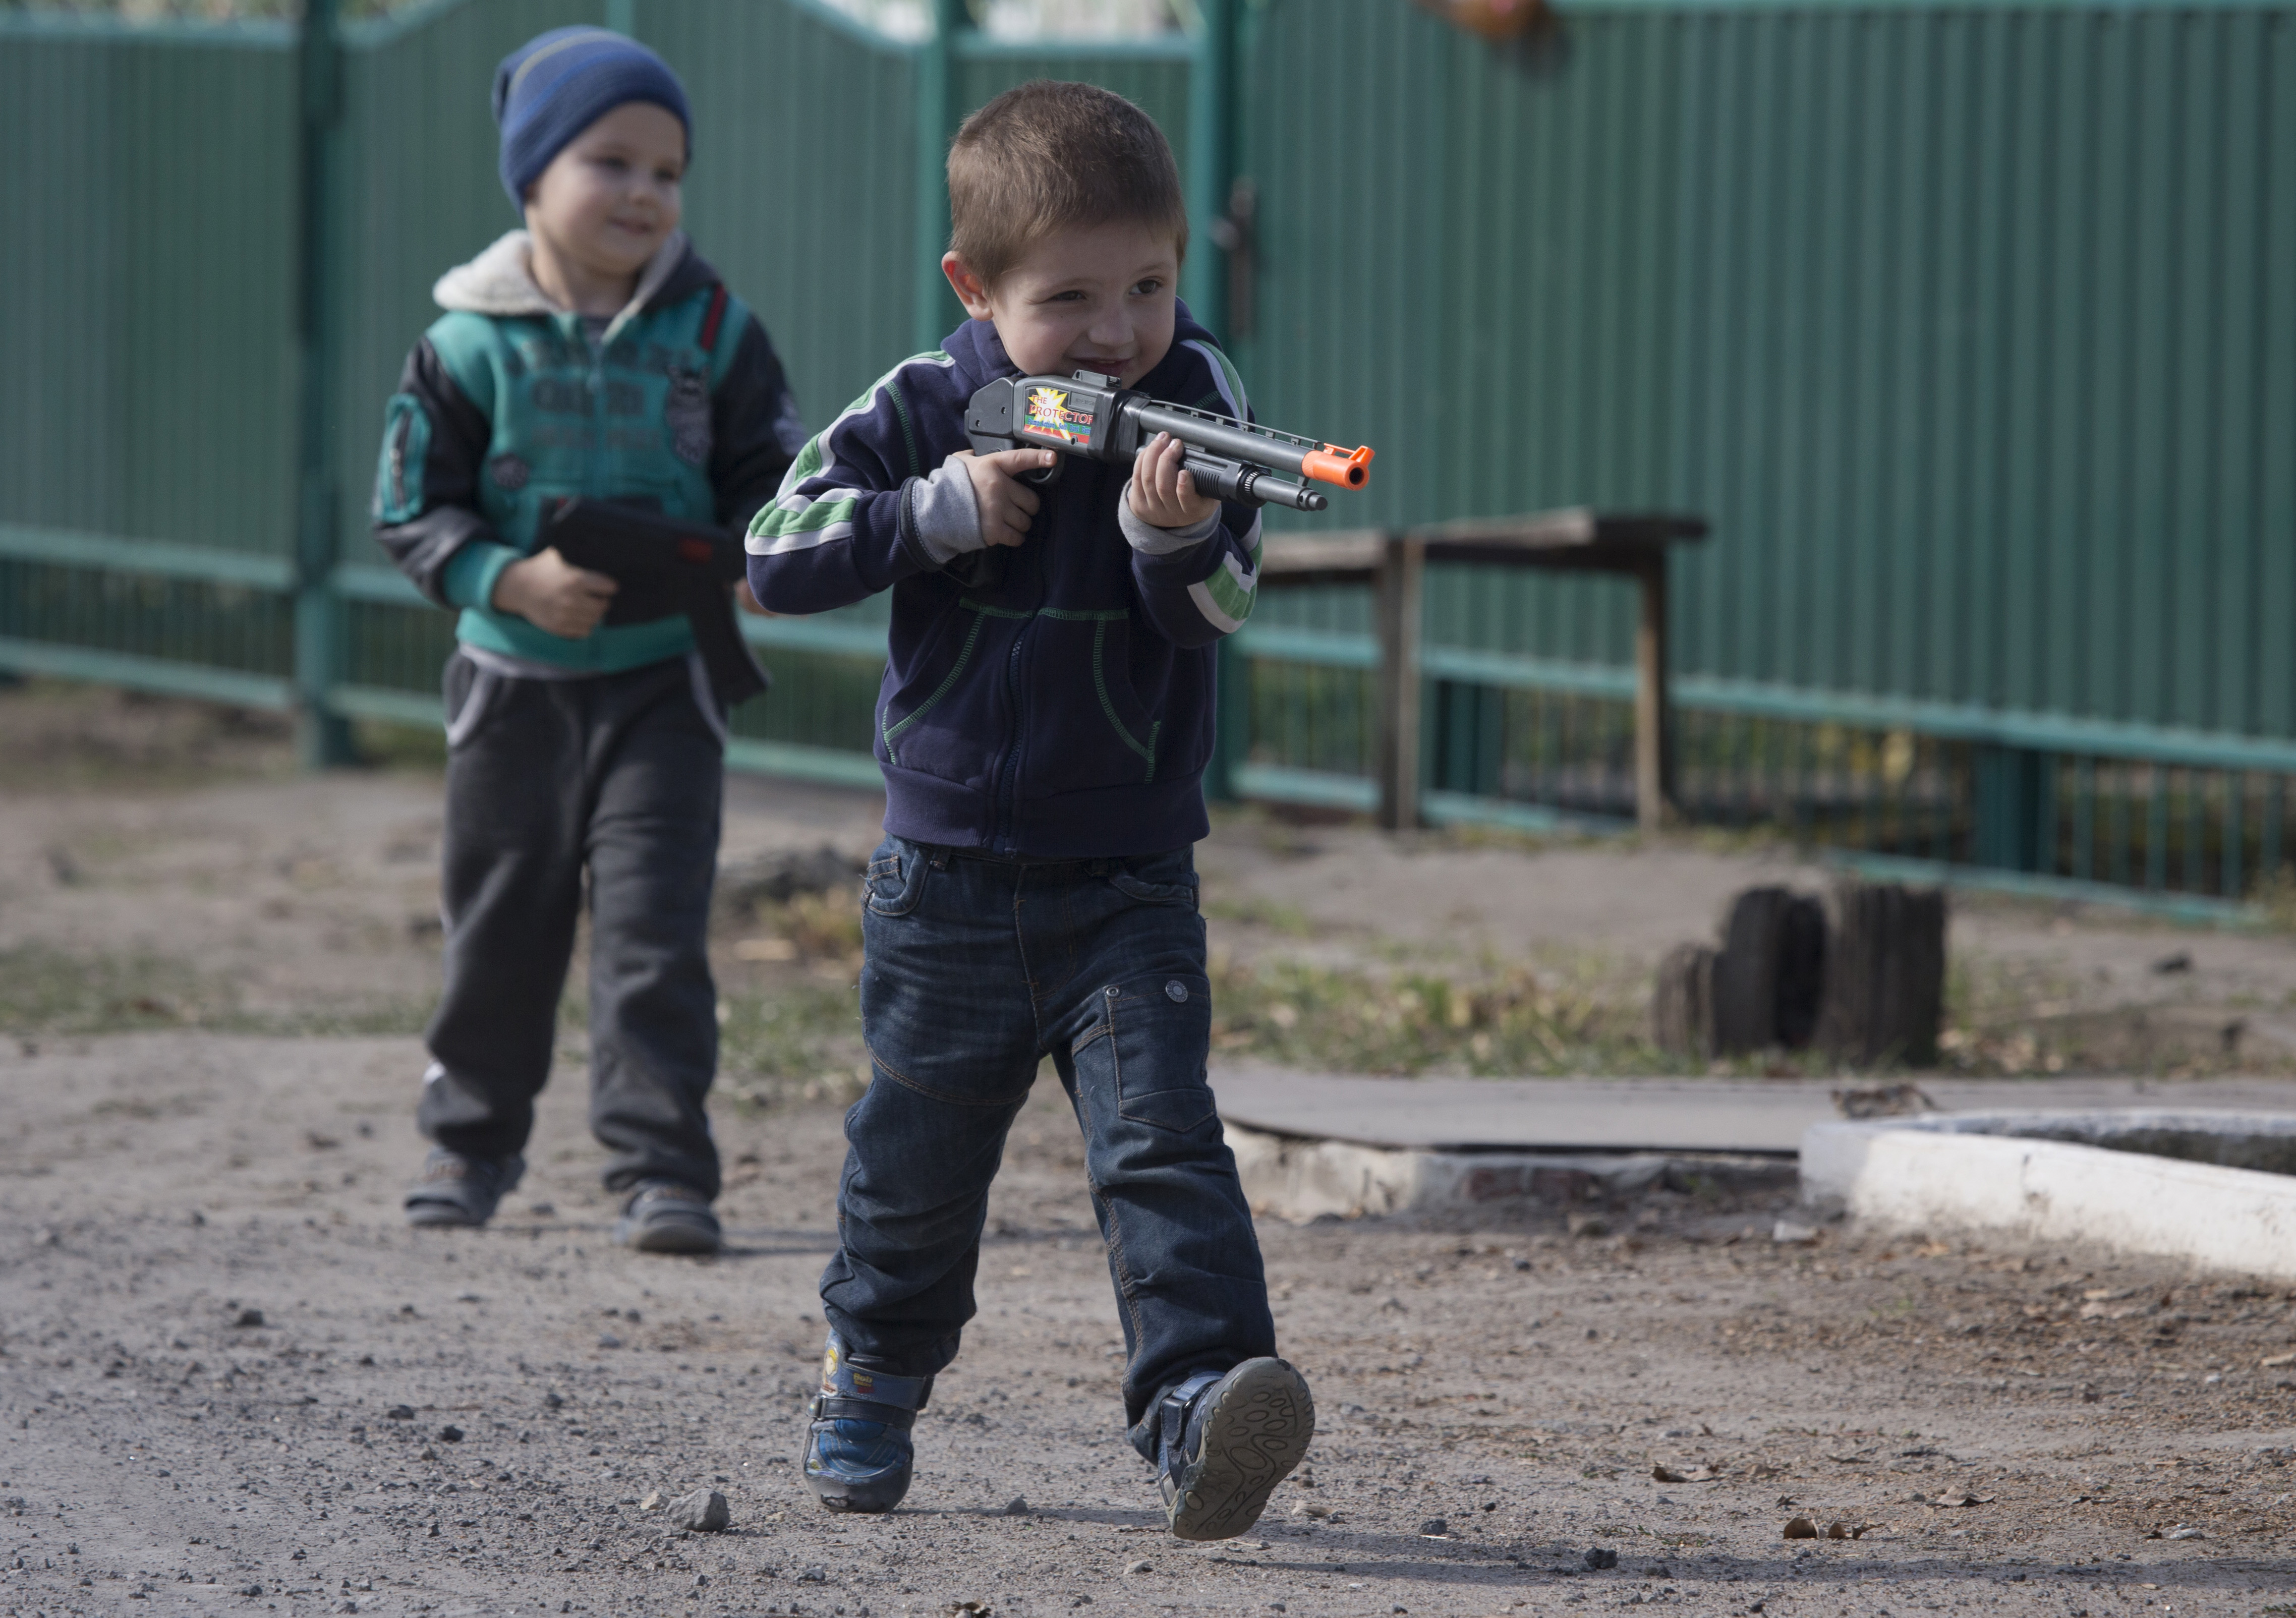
[403,1151,521,1229]
[1164,1359,1315,1542]
[803,1433,912,1514]
[613,1206,721,1255]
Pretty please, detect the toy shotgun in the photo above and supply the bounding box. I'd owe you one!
[542,498,770,709]
[964,370,1373,513]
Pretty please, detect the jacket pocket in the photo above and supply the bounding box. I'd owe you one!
[878,603,1002,781]
[1039,609,1163,790]
[1073,971,1216,1135]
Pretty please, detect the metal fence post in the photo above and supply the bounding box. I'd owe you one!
[1189,0,1242,800]
[294,0,356,767]
[1182,0,1234,340]
[913,0,967,357]
[1973,743,2051,872]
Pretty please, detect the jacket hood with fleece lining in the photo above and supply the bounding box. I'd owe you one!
[432,228,694,343]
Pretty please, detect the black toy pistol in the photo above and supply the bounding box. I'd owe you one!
[543,498,769,709]
[963,371,1374,512]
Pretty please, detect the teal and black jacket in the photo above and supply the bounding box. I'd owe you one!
[373,230,803,675]
[746,305,1261,858]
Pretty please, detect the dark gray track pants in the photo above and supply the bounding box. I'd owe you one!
[418,650,725,1198]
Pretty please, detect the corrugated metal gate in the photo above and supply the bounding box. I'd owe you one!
[1234,0,2296,910]
[2,0,2291,910]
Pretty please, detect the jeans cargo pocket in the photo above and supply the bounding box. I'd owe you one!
[864,838,932,918]
[1075,972,1215,1135]
[1107,870,1199,909]
[1106,848,1199,911]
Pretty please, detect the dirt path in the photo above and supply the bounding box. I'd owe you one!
[5,685,2296,1614]
[6,1032,2296,1616]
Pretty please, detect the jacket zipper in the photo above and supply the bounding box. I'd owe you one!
[988,488,1056,853]
[991,630,1028,853]
[584,316,605,498]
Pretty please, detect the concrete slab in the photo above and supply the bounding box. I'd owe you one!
[1223,1124,1795,1224]
[1803,1108,2296,1281]
[1210,1064,2296,1155]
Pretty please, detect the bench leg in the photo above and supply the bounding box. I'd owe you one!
[1634,553,1675,832]
[1376,535,1424,832]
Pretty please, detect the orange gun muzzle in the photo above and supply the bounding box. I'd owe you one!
[1300,444,1375,489]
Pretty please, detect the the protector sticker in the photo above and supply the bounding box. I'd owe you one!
[1022,386,1096,447]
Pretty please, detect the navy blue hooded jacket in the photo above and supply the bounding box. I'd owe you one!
[745,306,1262,858]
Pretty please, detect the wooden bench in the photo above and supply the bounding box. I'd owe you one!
[1256,508,1710,832]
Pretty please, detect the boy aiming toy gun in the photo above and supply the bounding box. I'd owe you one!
[544,498,770,708]
[964,370,1374,512]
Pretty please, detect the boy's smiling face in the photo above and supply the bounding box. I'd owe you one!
[523,100,686,304]
[944,218,1182,389]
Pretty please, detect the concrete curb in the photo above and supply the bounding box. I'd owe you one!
[1802,1108,2296,1280]
[1224,1123,1793,1224]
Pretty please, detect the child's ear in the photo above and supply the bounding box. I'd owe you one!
[941,252,996,321]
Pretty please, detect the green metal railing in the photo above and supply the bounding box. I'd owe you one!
[3,0,2293,916]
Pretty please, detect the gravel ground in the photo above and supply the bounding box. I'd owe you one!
[5,684,2296,1614]
[6,1032,2296,1617]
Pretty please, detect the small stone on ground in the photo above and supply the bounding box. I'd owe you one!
[669,1487,730,1533]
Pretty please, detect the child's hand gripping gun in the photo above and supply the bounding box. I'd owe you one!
[542,498,771,708]
[963,370,1374,513]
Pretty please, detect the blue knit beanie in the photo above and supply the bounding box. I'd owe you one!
[492,27,691,211]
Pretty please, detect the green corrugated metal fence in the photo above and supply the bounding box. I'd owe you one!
[2,0,2292,911]
[1239,1,2296,735]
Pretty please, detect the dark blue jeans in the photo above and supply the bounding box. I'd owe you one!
[821,836,1277,1461]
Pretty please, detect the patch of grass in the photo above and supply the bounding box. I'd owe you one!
[0,944,435,1039]
[221,1002,436,1038]
[2255,865,2296,934]
[1207,955,1673,1077]
[0,680,295,793]
[0,945,237,1034]
[1429,821,1577,856]
[351,717,447,773]
[1202,896,1319,939]
[720,885,867,964]
[719,981,868,1108]
[774,891,864,959]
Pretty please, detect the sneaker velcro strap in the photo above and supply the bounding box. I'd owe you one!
[810,1394,919,1431]
[1156,1369,1224,1472]
[820,1354,931,1412]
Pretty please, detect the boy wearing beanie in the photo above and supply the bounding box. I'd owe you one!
[373,27,805,1254]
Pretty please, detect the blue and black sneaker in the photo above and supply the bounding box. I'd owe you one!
[801,1334,931,1514]
[1154,1358,1315,1541]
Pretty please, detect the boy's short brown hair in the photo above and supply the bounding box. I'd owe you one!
[947,80,1188,288]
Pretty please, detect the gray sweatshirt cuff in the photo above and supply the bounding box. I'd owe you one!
[907,458,985,565]
[1118,497,1221,557]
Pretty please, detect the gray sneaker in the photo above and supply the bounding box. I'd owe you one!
[1154,1358,1315,1541]
[404,1148,524,1228]
[614,1181,721,1254]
